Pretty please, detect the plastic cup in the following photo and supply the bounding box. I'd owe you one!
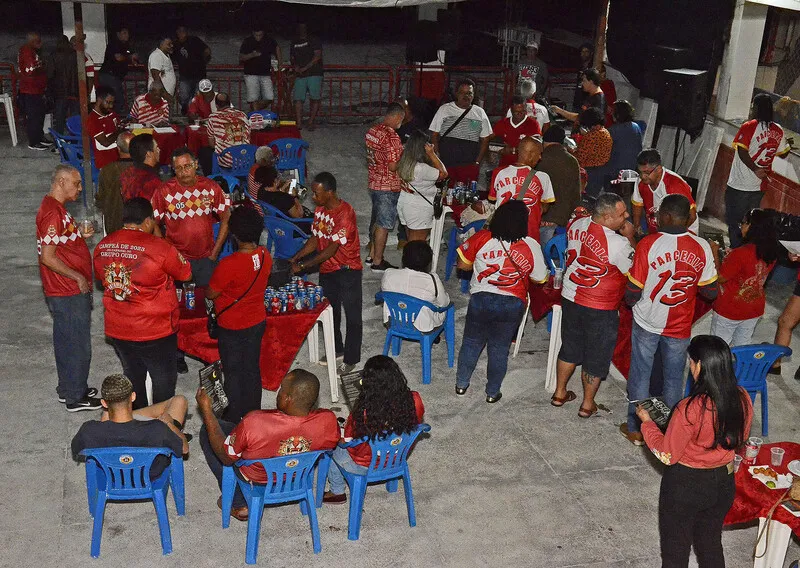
[81,219,93,235]
[733,454,743,473]
[771,447,785,467]
[553,268,564,290]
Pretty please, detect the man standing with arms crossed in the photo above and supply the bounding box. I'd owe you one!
[621,194,718,445]
[36,165,100,411]
[551,193,635,417]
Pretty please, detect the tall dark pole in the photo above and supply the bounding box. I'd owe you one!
[593,0,610,69]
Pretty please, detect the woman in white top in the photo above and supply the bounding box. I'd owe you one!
[396,131,448,242]
[381,240,450,333]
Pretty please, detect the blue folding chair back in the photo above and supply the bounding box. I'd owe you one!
[57,137,100,206]
[270,137,309,184]
[336,423,431,540]
[80,447,185,557]
[66,114,82,136]
[210,173,242,195]
[543,232,567,274]
[221,450,329,564]
[376,291,454,384]
[213,143,258,177]
[444,219,486,284]
[212,222,235,260]
[263,215,309,260]
[257,199,314,225]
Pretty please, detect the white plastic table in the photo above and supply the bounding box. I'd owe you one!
[753,517,793,568]
[430,205,453,274]
[0,93,18,147]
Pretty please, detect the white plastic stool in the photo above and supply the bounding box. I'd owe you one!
[0,93,18,147]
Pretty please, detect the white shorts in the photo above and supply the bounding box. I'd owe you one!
[244,75,274,102]
[397,192,435,230]
[710,311,761,348]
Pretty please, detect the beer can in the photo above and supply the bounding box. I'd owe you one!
[286,293,296,311]
[270,296,281,314]
[185,290,195,310]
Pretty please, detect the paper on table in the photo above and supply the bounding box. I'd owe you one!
[780,241,800,255]
[153,126,176,134]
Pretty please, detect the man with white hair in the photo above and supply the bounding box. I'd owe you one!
[509,78,550,133]
[148,37,176,100]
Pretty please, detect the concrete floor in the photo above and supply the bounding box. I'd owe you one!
[1,125,799,567]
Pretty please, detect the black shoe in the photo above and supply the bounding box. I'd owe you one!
[66,396,102,412]
[370,260,397,272]
[59,387,98,404]
[177,358,189,374]
[39,139,54,147]
[768,366,781,376]
[486,392,502,404]
[455,385,468,396]
[28,143,48,151]
[795,366,800,381]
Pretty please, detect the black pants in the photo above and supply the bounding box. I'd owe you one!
[19,93,45,146]
[53,97,80,135]
[218,321,265,423]
[198,146,214,177]
[319,268,363,365]
[659,463,735,568]
[199,419,247,508]
[110,334,178,409]
[724,187,762,249]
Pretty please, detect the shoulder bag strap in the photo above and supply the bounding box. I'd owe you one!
[440,105,473,140]
[406,181,435,207]
[498,239,530,291]
[215,251,265,318]
[516,168,537,202]
[429,272,438,298]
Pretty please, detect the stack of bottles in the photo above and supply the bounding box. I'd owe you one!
[265,277,325,314]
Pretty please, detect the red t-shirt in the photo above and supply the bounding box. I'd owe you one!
[224,409,340,483]
[365,123,403,192]
[208,247,272,329]
[119,164,162,201]
[628,231,717,338]
[93,228,192,341]
[561,216,634,310]
[87,109,120,169]
[492,116,541,168]
[632,168,698,234]
[36,195,92,297]
[641,389,753,468]
[151,177,231,260]
[713,243,774,321]
[490,165,555,243]
[187,93,213,119]
[344,391,425,467]
[311,201,363,273]
[18,45,46,94]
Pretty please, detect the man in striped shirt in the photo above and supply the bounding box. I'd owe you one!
[206,93,251,169]
[130,83,170,126]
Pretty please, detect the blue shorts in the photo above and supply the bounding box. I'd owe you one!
[369,189,400,230]
[293,75,323,101]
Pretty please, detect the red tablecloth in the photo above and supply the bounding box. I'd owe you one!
[528,281,713,379]
[185,125,302,155]
[724,442,800,536]
[176,286,329,391]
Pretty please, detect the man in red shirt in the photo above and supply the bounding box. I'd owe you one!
[93,198,191,408]
[187,79,217,121]
[290,172,363,374]
[493,96,541,168]
[632,148,698,235]
[120,133,162,202]
[130,83,170,126]
[197,369,339,520]
[18,32,51,150]
[551,193,635,417]
[36,165,100,411]
[87,86,125,169]
[365,102,405,271]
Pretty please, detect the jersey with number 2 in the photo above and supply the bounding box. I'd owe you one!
[628,231,717,338]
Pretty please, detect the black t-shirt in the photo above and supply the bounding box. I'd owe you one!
[257,189,296,216]
[240,35,277,76]
[71,419,184,479]
[173,36,209,80]
[582,91,606,114]
[290,37,323,77]
[100,38,133,78]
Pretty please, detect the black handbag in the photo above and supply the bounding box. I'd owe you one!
[206,251,265,339]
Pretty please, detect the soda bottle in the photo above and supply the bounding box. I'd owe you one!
[270,296,281,314]
[287,292,296,311]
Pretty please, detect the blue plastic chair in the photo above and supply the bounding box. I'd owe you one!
[80,447,185,558]
[543,232,567,275]
[210,173,242,195]
[221,450,330,564]
[212,143,258,177]
[66,114,82,136]
[256,199,314,225]
[683,344,791,436]
[49,128,82,162]
[270,137,310,184]
[445,220,486,292]
[263,215,310,260]
[336,423,431,541]
[376,291,455,384]
[212,222,235,260]
[55,135,100,207]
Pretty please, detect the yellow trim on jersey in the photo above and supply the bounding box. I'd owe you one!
[534,277,549,284]
[690,204,696,210]
[542,197,556,203]
[698,274,718,287]
[731,142,748,151]
[627,274,644,289]
[777,146,791,156]
[631,199,644,206]
[487,196,496,202]
[456,248,472,266]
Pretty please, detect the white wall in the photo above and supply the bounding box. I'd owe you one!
[60,2,106,66]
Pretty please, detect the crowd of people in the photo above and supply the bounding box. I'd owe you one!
[26,25,799,562]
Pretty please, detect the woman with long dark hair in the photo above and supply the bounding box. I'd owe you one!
[324,355,424,504]
[711,208,779,346]
[636,335,753,568]
[396,130,447,242]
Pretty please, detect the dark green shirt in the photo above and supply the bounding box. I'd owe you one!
[538,144,582,226]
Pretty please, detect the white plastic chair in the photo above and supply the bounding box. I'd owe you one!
[0,93,18,146]
[512,296,531,358]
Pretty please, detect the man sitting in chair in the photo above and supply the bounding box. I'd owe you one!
[202,92,251,174]
[197,369,339,522]
[71,374,190,479]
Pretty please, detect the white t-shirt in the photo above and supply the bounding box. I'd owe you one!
[148,48,176,95]
[506,101,550,132]
[405,162,440,200]
[381,268,451,332]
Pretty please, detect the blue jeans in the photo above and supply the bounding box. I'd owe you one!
[456,292,525,397]
[369,189,400,230]
[45,293,92,403]
[178,78,199,114]
[627,321,690,433]
[199,420,247,508]
[326,445,368,495]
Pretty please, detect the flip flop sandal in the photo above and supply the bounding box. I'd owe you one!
[578,404,599,418]
[550,390,576,407]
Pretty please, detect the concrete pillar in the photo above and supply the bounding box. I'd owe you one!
[61,2,107,65]
[716,0,768,121]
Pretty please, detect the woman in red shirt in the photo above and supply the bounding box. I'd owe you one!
[711,208,779,347]
[636,335,753,568]
[207,207,272,423]
[323,355,424,504]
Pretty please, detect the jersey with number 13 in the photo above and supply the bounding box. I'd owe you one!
[628,231,717,338]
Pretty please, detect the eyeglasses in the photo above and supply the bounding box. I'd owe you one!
[174,162,196,171]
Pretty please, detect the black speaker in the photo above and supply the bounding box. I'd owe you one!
[659,69,708,136]
[640,45,692,99]
[406,20,439,63]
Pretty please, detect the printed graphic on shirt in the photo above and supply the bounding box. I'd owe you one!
[103,262,134,301]
[37,210,81,253]
[278,436,311,455]
[155,189,218,220]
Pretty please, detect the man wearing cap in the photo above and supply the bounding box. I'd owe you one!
[187,79,218,121]
[537,125,582,244]
[516,40,548,99]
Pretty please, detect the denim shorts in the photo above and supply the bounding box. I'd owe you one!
[558,298,619,379]
[293,75,323,101]
[244,75,274,102]
[369,189,400,230]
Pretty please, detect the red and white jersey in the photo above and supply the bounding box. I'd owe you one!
[490,165,555,243]
[130,94,170,126]
[506,99,550,132]
[206,107,251,168]
[728,119,790,192]
[311,201,363,274]
[628,231,717,338]
[632,168,698,234]
[457,229,548,301]
[151,177,230,260]
[87,109,120,169]
[493,115,541,168]
[36,195,92,297]
[365,123,403,192]
[562,216,634,310]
